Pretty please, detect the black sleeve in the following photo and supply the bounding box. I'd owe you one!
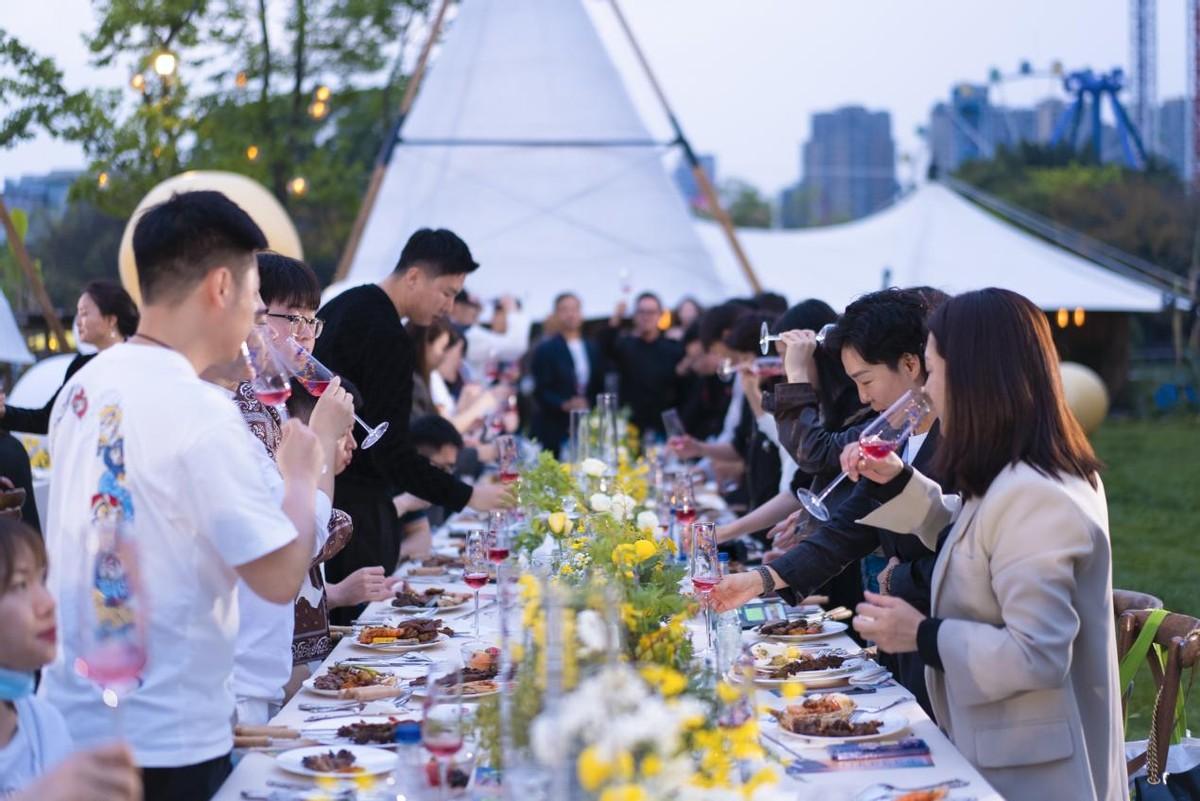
[531,343,570,411]
[771,483,882,606]
[773,382,867,474]
[918,617,944,671]
[865,463,914,503]
[886,553,936,615]
[317,303,473,511]
[2,354,91,435]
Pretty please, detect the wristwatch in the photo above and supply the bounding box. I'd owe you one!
[755,565,774,597]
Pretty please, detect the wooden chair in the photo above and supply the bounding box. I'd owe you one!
[1117,608,1200,781]
[1114,589,1164,619]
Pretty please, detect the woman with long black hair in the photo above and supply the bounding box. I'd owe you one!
[851,288,1123,800]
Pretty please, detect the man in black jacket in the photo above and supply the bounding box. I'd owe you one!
[710,288,944,716]
[599,292,684,437]
[314,229,514,586]
[529,292,603,455]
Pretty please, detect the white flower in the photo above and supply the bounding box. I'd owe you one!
[636,510,660,533]
[589,493,612,513]
[610,493,636,522]
[581,457,607,477]
[576,609,608,655]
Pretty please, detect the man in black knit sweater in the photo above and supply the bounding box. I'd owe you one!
[314,229,514,588]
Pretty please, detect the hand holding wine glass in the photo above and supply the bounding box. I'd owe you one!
[795,388,933,522]
[690,521,721,653]
[495,434,519,485]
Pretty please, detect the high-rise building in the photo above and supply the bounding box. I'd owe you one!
[1156,97,1187,176]
[1035,98,1066,142]
[927,84,996,173]
[1,170,80,243]
[791,105,896,226]
[671,154,716,210]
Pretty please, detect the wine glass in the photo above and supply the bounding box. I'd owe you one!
[463,531,489,640]
[495,435,519,485]
[243,327,292,418]
[268,335,390,449]
[690,521,721,654]
[760,321,838,356]
[661,408,686,449]
[74,519,147,729]
[674,472,697,526]
[796,387,934,522]
[422,661,466,801]
[751,356,784,378]
[487,520,511,566]
[716,357,742,382]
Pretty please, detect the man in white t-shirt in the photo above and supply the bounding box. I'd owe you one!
[42,191,325,801]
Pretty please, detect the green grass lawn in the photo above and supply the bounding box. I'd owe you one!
[1094,417,1200,739]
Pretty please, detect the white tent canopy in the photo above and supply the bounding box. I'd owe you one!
[701,182,1166,313]
[341,0,723,317]
[0,290,34,365]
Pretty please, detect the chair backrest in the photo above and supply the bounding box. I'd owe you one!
[1114,589,1164,619]
[1118,608,1200,781]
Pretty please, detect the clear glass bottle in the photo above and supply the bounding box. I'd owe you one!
[391,720,427,800]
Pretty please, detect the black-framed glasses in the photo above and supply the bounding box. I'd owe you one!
[265,312,324,338]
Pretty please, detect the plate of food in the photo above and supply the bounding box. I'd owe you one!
[747,643,862,683]
[277,745,397,778]
[771,703,908,744]
[355,619,454,651]
[410,647,501,699]
[391,582,472,612]
[302,716,417,746]
[302,664,400,697]
[755,617,848,642]
[399,554,465,580]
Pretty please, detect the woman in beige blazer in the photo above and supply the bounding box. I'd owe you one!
[850,288,1126,801]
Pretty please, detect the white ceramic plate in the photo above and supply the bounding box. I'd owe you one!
[755,620,848,642]
[409,680,501,700]
[352,632,449,652]
[276,744,397,778]
[301,672,400,697]
[391,598,470,614]
[774,711,909,744]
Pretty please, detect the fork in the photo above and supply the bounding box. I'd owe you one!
[852,697,906,716]
[855,778,970,800]
[298,701,366,712]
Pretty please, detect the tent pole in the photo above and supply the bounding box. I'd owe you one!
[333,0,452,283]
[606,0,762,293]
[0,195,67,351]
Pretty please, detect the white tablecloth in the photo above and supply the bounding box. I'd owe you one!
[213,573,1001,801]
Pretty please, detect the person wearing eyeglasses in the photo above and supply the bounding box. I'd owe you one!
[601,291,685,437]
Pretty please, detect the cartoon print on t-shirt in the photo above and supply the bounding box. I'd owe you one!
[93,400,134,522]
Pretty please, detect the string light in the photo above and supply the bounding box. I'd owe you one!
[152,51,178,78]
[657,311,672,331]
[97,172,109,189]
[1073,307,1086,327]
[235,71,248,89]
[1056,308,1069,329]
[130,74,146,92]
[288,176,308,196]
[308,100,328,120]
[245,145,260,161]
[314,85,331,102]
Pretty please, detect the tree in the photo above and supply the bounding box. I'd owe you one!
[719,178,772,229]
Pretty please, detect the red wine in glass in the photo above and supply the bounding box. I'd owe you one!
[255,387,292,406]
[487,547,509,564]
[302,378,331,396]
[859,435,896,460]
[76,640,147,690]
[464,572,489,590]
[675,506,697,524]
[498,470,519,484]
[424,734,463,758]
[692,575,719,593]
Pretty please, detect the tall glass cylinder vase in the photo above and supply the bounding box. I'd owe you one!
[595,392,619,476]
[568,408,590,493]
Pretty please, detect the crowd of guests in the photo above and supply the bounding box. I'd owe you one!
[0,187,1126,801]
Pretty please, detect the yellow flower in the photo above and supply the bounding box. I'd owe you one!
[577,746,611,791]
[633,539,657,562]
[742,766,778,798]
[715,681,741,704]
[639,665,687,697]
[779,679,806,699]
[641,754,662,778]
[598,784,646,801]
[548,511,573,536]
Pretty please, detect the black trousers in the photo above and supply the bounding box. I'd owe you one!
[141,753,231,801]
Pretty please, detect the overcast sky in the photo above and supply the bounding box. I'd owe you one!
[1,0,1192,194]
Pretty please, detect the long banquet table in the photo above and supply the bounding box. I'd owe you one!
[213,541,1001,801]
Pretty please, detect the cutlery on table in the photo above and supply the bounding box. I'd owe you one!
[855,778,970,801]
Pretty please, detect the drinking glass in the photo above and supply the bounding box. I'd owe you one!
[74,519,147,729]
[674,472,697,526]
[422,661,466,801]
[690,521,720,654]
[243,327,292,418]
[796,387,934,521]
[496,435,519,485]
[487,520,512,566]
[751,356,784,378]
[661,408,687,449]
[268,335,389,448]
[760,321,837,356]
[463,531,489,640]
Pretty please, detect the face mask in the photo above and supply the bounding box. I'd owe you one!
[0,666,34,700]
